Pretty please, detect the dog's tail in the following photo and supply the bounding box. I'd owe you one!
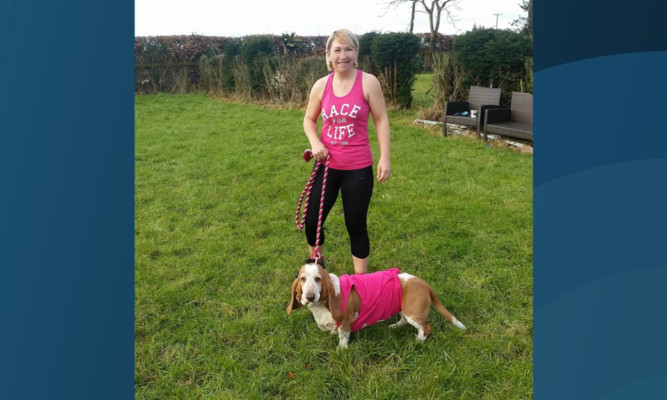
[429,288,466,330]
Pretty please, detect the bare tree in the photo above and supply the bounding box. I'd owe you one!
[528,0,533,40]
[387,0,459,64]
[409,1,417,33]
[420,0,458,45]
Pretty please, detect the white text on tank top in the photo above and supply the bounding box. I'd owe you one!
[320,103,362,145]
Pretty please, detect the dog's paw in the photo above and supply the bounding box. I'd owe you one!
[389,319,407,329]
[389,314,407,329]
[338,331,350,349]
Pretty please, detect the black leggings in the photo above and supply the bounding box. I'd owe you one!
[305,165,374,258]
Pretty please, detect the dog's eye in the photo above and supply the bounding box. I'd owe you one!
[300,277,306,282]
[315,277,321,283]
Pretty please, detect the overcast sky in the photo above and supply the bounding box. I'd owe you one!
[135,0,525,37]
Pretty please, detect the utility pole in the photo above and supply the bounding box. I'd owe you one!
[493,13,502,29]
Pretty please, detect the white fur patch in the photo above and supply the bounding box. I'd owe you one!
[300,264,323,305]
[338,329,350,349]
[452,317,466,330]
[389,313,408,328]
[398,272,415,282]
[405,315,427,342]
[328,273,340,296]
[304,263,319,276]
[307,303,337,334]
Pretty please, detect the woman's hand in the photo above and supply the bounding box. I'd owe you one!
[377,158,391,183]
[311,140,329,162]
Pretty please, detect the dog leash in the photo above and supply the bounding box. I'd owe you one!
[295,149,329,262]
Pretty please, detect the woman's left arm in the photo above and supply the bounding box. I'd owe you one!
[365,74,391,183]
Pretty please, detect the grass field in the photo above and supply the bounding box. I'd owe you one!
[135,78,532,399]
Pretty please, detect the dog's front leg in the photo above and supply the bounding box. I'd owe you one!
[337,328,350,349]
[337,315,354,349]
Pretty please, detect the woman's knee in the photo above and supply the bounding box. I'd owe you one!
[350,235,370,258]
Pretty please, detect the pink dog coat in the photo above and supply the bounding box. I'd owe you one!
[337,268,403,332]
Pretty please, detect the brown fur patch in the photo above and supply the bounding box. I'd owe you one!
[286,266,305,314]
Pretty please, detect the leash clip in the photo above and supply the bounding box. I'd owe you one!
[311,248,322,263]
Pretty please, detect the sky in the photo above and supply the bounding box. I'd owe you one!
[135,0,525,38]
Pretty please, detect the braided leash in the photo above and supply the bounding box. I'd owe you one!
[295,149,330,262]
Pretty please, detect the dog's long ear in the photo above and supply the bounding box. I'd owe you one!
[319,268,332,309]
[319,267,343,322]
[286,277,302,315]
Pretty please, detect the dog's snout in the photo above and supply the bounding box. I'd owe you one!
[306,293,316,302]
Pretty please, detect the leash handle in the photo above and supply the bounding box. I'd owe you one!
[302,149,313,162]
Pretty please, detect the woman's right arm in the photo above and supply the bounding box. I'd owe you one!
[303,78,328,161]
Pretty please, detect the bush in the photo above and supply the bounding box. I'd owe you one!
[358,31,381,76]
[431,51,465,112]
[241,36,275,98]
[199,54,235,94]
[260,55,328,104]
[371,33,422,108]
[452,28,532,101]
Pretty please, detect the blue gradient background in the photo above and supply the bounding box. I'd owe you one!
[0,1,134,399]
[535,0,667,398]
[2,0,667,398]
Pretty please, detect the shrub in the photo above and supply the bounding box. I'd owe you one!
[241,36,275,98]
[358,31,381,76]
[199,54,235,94]
[371,33,422,108]
[431,51,465,112]
[258,55,328,104]
[296,56,328,100]
[232,57,252,98]
[452,28,532,102]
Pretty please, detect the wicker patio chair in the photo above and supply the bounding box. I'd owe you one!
[443,86,502,138]
[483,92,533,142]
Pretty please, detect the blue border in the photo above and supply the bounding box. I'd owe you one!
[0,1,134,399]
[535,1,667,398]
[2,0,667,398]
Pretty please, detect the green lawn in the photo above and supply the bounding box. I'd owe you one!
[135,87,532,399]
[412,72,435,109]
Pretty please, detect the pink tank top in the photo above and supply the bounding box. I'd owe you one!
[320,69,373,170]
[337,268,403,332]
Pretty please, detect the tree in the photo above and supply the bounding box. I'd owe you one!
[512,0,533,40]
[528,0,533,40]
[420,0,458,49]
[386,0,459,67]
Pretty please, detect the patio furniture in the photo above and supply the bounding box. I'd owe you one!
[483,92,533,142]
[443,86,502,138]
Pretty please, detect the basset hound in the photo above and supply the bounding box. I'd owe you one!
[287,263,466,348]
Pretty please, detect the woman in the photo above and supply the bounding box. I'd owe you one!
[302,29,391,275]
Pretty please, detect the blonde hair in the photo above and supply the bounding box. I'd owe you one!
[325,29,360,71]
